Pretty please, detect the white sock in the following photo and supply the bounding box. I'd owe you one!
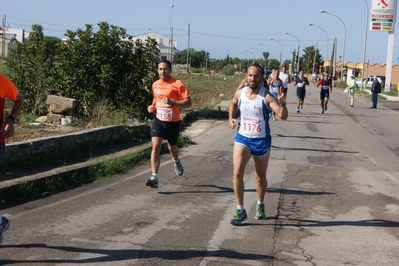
[237,205,244,211]
[257,201,264,205]
[151,174,158,180]
[173,158,180,165]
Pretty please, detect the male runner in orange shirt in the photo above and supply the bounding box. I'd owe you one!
[0,74,24,244]
[146,60,192,188]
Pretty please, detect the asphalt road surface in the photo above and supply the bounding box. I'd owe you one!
[1,85,398,265]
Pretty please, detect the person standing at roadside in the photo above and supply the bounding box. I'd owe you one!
[347,75,357,108]
[312,71,317,86]
[228,63,288,225]
[279,66,291,98]
[370,75,381,108]
[146,60,192,188]
[0,74,24,245]
[293,70,309,113]
[317,73,332,113]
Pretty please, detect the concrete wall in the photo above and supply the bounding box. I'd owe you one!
[3,124,150,167]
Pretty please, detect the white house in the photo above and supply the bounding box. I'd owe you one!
[132,31,178,61]
[4,28,26,43]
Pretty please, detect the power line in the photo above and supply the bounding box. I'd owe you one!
[6,15,332,45]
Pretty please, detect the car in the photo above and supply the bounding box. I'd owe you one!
[264,70,273,78]
[355,75,387,88]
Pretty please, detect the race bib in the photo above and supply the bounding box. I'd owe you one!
[156,107,173,121]
[322,85,329,90]
[297,83,304,88]
[240,117,264,135]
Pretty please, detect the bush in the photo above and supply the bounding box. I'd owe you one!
[222,64,235,76]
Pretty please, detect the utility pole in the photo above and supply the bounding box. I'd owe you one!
[332,38,337,79]
[312,43,318,73]
[2,15,6,59]
[186,23,190,73]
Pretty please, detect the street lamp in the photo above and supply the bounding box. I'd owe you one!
[270,38,283,68]
[361,0,369,90]
[308,23,329,73]
[251,46,262,58]
[321,9,346,80]
[252,46,266,69]
[241,51,250,71]
[258,43,270,70]
[284,32,300,72]
[246,49,255,63]
[246,49,254,57]
[168,4,174,61]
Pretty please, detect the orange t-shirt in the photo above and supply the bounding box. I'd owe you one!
[152,77,190,122]
[0,75,20,144]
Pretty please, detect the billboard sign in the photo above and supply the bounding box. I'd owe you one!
[370,0,396,31]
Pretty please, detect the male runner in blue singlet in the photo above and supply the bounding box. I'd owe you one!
[228,63,288,225]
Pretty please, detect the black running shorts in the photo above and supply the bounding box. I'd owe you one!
[151,117,181,145]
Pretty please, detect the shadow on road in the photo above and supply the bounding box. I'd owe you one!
[0,243,274,264]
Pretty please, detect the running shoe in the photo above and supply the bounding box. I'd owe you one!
[321,109,324,114]
[0,216,10,245]
[230,209,248,225]
[297,108,300,113]
[325,104,328,111]
[255,203,266,220]
[145,175,158,188]
[174,160,184,176]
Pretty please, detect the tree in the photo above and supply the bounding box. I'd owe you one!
[7,22,160,121]
[282,60,292,69]
[58,22,159,119]
[267,59,280,70]
[301,45,321,74]
[6,25,60,116]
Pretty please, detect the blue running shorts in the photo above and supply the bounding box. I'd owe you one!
[234,133,271,157]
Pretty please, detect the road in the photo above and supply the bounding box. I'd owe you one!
[1,85,399,265]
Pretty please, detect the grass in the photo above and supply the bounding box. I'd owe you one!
[174,71,244,110]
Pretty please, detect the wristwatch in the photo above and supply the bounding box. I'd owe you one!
[171,100,176,106]
[6,116,18,124]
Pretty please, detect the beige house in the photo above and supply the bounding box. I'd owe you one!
[344,61,399,86]
[132,31,178,61]
[320,60,399,86]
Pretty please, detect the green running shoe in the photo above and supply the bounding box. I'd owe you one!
[255,203,266,220]
[230,209,248,225]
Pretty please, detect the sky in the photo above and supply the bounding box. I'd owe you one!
[3,0,399,66]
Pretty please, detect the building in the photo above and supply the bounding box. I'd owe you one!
[4,28,26,43]
[0,27,29,58]
[0,32,19,58]
[132,31,177,61]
